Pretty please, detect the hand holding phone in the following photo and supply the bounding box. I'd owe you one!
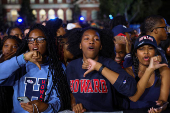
[17,96,30,103]
[153,102,169,110]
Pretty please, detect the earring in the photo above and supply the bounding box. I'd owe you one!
[136,56,138,60]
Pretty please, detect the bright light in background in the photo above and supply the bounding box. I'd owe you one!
[109,15,113,19]
[17,18,23,23]
[49,15,56,19]
[80,16,85,21]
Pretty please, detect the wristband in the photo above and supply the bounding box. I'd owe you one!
[99,65,105,73]
[23,54,27,62]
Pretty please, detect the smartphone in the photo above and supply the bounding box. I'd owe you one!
[17,96,30,103]
[153,102,169,110]
[114,36,126,44]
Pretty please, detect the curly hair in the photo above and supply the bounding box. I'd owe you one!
[67,27,115,58]
[140,15,164,35]
[15,24,71,110]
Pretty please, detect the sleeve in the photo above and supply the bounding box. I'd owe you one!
[113,72,137,97]
[0,54,26,85]
[123,53,133,68]
[43,77,61,113]
[107,59,137,97]
[43,88,61,113]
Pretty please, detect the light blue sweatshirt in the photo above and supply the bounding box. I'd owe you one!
[0,54,61,113]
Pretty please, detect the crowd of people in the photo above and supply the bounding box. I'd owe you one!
[0,15,170,113]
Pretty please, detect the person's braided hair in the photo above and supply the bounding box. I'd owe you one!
[15,24,71,110]
[67,27,115,58]
[132,49,139,77]
[45,18,66,64]
[45,18,63,38]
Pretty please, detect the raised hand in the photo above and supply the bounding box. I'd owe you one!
[125,36,131,53]
[148,55,168,70]
[82,59,102,77]
[155,100,164,106]
[147,100,165,113]
[24,51,42,70]
[148,107,162,113]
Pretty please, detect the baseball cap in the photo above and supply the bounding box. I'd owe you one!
[134,35,157,50]
[112,25,133,36]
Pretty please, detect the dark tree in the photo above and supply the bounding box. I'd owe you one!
[72,4,81,22]
[158,0,170,24]
[0,3,6,33]
[18,0,36,27]
[99,0,162,24]
[131,0,162,23]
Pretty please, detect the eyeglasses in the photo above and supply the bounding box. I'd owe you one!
[27,37,46,44]
[151,26,168,32]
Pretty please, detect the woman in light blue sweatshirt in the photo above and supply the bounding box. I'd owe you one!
[0,24,71,113]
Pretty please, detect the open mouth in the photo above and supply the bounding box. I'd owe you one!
[33,47,38,51]
[144,57,149,61]
[88,46,94,50]
[115,58,121,62]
